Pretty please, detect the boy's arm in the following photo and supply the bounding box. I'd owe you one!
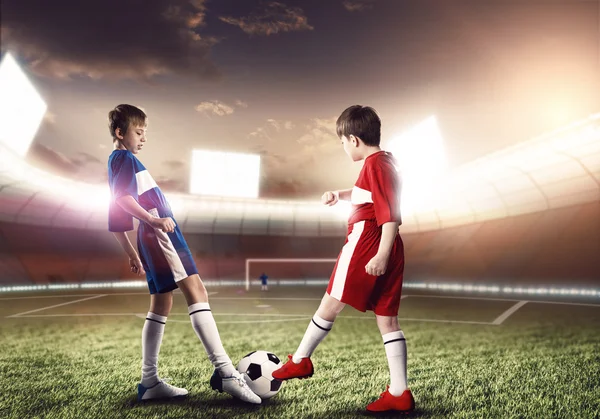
[335,188,353,201]
[116,195,175,233]
[112,231,139,259]
[365,221,400,276]
[112,231,145,276]
[365,164,402,277]
[322,188,353,206]
[377,221,401,258]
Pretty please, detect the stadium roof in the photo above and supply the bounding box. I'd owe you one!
[0,113,599,236]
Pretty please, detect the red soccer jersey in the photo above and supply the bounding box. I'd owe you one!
[347,151,402,227]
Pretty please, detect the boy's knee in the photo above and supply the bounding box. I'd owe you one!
[150,292,173,316]
[179,274,209,304]
[317,294,345,321]
[376,315,400,334]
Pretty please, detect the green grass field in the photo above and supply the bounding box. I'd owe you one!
[1,286,599,418]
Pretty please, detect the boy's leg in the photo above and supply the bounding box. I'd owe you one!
[365,314,414,412]
[138,292,188,401]
[177,274,236,376]
[178,274,261,404]
[273,293,345,380]
[293,293,345,361]
[375,315,408,396]
[141,292,172,386]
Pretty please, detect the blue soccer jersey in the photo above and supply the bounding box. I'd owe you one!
[108,150,197,294]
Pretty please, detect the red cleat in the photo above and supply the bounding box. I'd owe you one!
[271,355,314,380]
[366,386,415,413]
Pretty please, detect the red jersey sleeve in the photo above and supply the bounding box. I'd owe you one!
[368,164,402,226]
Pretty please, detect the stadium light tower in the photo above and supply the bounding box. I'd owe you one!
[386,116,447,214]
[0,52,47,156]
[190,150,261,198]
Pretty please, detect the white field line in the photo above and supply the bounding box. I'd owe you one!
[492,301,529,325]
[12,311,493,325]
[0,294,105,301]
[209,297,322,301]
[0,291,218,301]
[4,292,598,307]
[14,313,143,317]
[6,295,107,318]
[406,294,600,307]
[133,313,310,324]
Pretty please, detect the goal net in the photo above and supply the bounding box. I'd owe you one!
[245,258,338,290]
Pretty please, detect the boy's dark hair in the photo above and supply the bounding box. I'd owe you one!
[336,105,381,146]
[108,104,147,140]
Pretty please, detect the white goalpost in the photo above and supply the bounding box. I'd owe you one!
[245,258,338,291]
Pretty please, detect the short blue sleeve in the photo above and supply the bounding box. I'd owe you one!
[109,152,138,201]
[107,151,137,232]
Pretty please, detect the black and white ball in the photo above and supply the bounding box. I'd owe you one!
[237,350,283,399]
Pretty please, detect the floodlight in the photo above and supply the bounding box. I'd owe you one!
[387,116,447,213]
[0,52,47,156]
[190,150,260,198]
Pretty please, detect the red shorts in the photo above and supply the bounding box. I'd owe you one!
[327,220,404,316]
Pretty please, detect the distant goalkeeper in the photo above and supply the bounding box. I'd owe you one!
[259,272,269,291]
[272,105,414,414]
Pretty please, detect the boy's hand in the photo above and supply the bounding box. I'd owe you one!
[321,191,339,206]
[130,257,146,276]
[365,254,388,276]
[150,217,176,233]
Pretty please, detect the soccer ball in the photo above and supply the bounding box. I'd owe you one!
[237,350,283,399]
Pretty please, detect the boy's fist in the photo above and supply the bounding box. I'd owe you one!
[130,257,146,276]
[321,191,339,206]
[150,216,176,233]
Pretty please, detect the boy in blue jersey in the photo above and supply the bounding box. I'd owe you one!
[107,104,261,404]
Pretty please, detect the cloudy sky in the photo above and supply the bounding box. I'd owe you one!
[1,0,599,199]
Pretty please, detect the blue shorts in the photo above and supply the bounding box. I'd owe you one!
[137,215,198,294]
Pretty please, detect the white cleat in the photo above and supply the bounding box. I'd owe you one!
[210,370,262,404]
[137,379,188,401]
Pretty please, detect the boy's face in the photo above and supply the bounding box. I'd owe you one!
[341,135,360,161]
[116,123,147,154]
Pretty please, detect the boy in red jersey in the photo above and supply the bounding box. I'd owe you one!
[272,105,414,413]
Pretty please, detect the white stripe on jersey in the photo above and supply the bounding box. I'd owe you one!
[136,170,158,196]
[351,186,373,205]
[330,221,366,300]
[148,208,188,282]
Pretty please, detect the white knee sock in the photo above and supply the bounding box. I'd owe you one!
[292,314,334,363]
[383,330,408,396]
[188,303,236,377]
[141,312,166,386]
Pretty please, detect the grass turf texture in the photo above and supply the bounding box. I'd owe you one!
[1,287,599,418]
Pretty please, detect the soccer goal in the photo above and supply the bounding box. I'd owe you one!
[245,258,338,291]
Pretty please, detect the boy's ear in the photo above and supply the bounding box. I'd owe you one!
[349,135,361,147]
[115,128,124,139]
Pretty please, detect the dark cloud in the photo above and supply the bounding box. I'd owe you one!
[342,0,375,12]
[219,2,313,36]
[26,143,107,183]
[1,0,219,80]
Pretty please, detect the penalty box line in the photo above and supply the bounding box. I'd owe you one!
[5,294,497,325]
[8,312,496,327]
[6,294,107,318]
